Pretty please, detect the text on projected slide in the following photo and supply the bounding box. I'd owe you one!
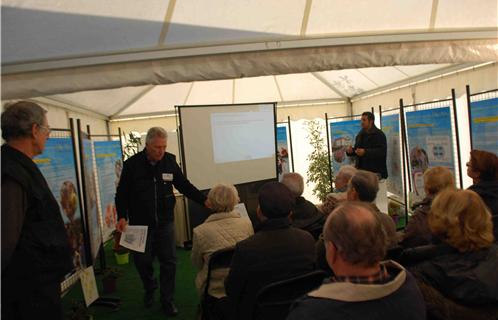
[211,108,274,164]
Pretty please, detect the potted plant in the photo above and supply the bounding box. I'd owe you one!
[306,120,333,202]
[102,267,123,294]
[112,230,130,265]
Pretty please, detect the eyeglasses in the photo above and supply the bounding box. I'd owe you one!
[38,124,52,134]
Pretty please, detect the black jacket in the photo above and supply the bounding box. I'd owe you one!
[468,181,498,239]
[290,196,324,239]
[225,218,316,320]
[115,150,206,226]
[347,125,388,179]
[1,145,72,299]
[400,196,434,248]
[408,243,498,306]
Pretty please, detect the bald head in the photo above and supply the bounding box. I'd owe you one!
[324,202,387,267]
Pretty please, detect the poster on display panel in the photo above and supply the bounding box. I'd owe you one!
[93,140,123,242]
[330,119,360,178]
[470,97,498,154]
[34,137,87,274]
[80,136,103,261]
[381,114,403,198]
[276,124,290,181]
[405,107,455,198]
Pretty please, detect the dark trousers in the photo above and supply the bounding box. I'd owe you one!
[2,282,62,320]
[133,222,176,305]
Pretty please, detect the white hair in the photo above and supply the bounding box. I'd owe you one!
[337,165,357,181]
[146,127,168,144]
[281,172,304,197]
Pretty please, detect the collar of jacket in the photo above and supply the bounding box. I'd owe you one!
[204,211,241,223]
[259,217,290,231]
[308,260,406,302]
[2,144,40,176]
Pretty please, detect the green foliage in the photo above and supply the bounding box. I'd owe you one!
[122,132,142,160]
[306,120,332,202]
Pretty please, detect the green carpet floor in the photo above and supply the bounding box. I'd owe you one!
[62,243,199,319]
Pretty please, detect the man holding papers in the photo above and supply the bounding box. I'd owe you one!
[116,127,207,316]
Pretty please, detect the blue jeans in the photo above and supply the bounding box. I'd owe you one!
[133,222,176,305]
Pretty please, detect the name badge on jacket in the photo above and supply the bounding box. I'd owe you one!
[162,173,173,182]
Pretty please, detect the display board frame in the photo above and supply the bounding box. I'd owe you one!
[401,95,462,201]
[466,85,498,153]
[77,120,103,265]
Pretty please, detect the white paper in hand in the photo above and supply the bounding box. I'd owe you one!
[119,225,148,253]
[234,203,249,219]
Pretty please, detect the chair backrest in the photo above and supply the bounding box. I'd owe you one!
[204,246,235,297]
[254,270,327,320]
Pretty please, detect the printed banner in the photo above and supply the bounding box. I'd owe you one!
[81,137,102,261]
[470,97,498,154]
[330,120,360,177]
[94,140,123,242]
[406,107,455,198]
[34,137,86,273]
[276,124,290,181]
[382,114,403,197]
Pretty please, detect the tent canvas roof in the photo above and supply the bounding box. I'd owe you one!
[2,0,497,117]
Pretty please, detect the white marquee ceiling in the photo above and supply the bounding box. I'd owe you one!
[2,0,497,117]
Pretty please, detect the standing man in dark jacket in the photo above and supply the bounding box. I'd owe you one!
[225,182,316,320]
[115,127,207,316]
[347,111,388,212]
[2,101,73,320]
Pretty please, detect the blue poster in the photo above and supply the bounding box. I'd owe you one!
[470,97,498,153]
[382,114,403,197]
[406,107,455,197]
[94,141,123,242]
[81,138,102,261]
[34,137,86,273]
[330,120,360,177]
[276,124,290,181]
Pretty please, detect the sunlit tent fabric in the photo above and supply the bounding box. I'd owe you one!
[2,0,497,118]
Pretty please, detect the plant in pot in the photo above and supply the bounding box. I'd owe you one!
[102,267,123,294]
[306,120,333,202]
[112,230,130,265]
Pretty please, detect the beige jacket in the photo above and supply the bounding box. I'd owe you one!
[191,211,254,298]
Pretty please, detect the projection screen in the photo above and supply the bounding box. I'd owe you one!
[178,103,277,190]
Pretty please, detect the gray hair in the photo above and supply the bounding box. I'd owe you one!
[1,101,47,141]
[146,127,168,144]
[348,170,379,202]
[336,165,357,182]
[324,202,387,267]
[208,183,239,213]
[281,172,304,197]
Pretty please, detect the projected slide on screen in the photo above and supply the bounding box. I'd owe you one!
[179,104,277,190]
[211,108,274,163]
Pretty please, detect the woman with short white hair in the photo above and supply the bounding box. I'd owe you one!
[191,183,253,298]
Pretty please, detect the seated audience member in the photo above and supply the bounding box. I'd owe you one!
[318,166,357,216]
[287,202,426,320]
[316,170,397,274]
[191,184,253,298]
[281,173,324,239]
[466,150,498,238]
[409,189,498,318]
[225,182,316,320]
[347,170,398,248]
[400,166,455,248]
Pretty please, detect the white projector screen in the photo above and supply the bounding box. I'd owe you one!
[179,103,277,190]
